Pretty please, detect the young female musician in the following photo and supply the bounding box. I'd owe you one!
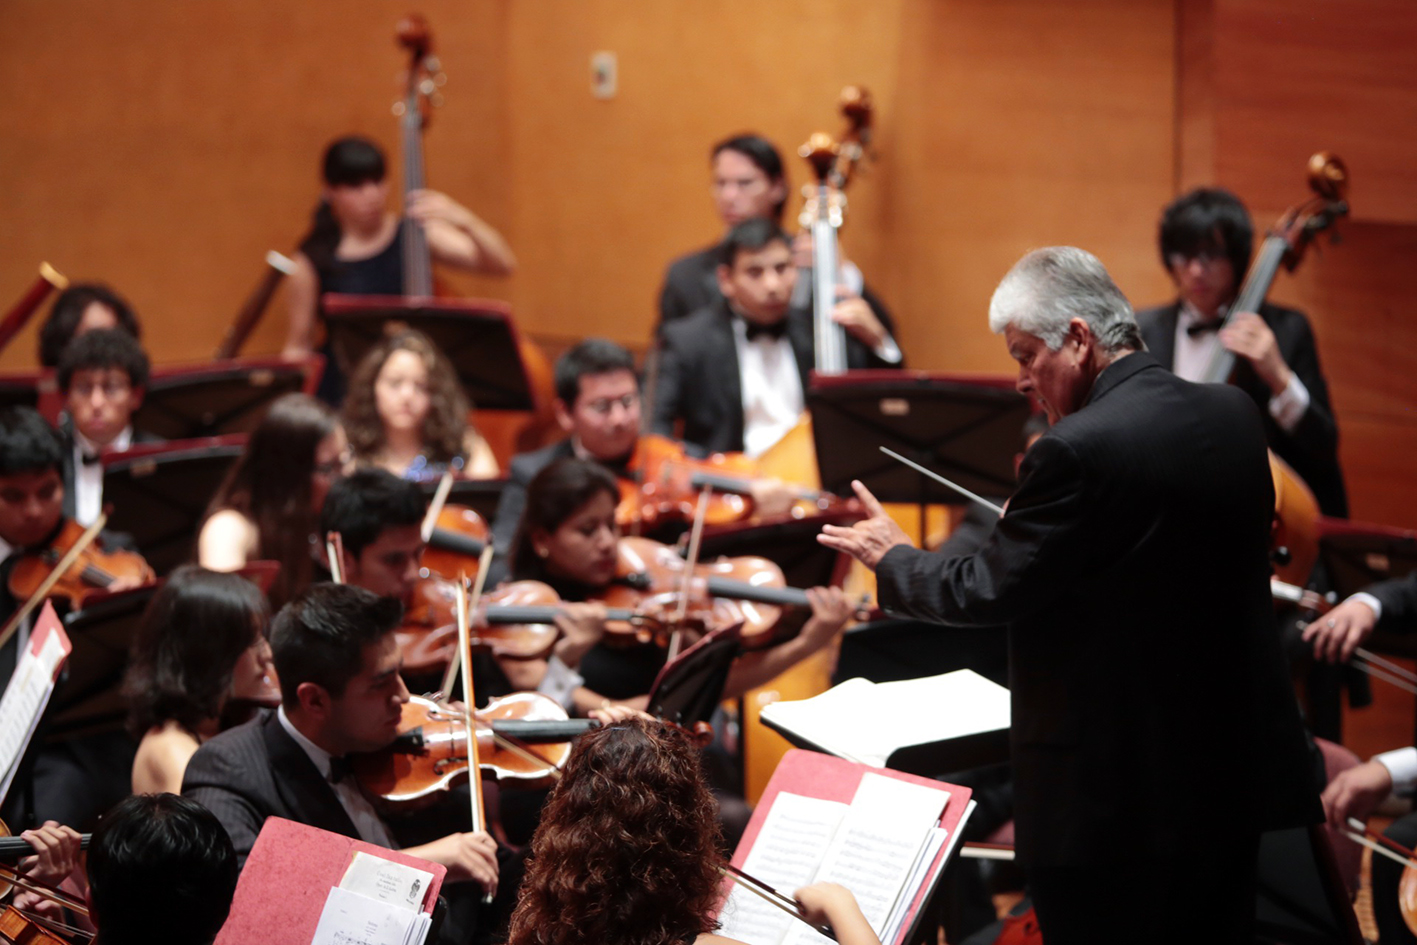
[125,566,273,794]
[500,457,850,716]
[197,393,353,606]
[282,136,516,404]
[506,716,879,945]
[342,328,499,481]
[38,281,142,368]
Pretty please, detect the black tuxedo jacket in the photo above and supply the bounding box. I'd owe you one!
[1371,573,1417,632]
[651,298,899,454]
[1135,301,1348,517]
[874,353,1320,868]
[182,710,364,868]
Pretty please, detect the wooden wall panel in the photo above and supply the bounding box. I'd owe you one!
[0,0,511,370]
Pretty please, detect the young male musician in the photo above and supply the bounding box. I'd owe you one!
[55,327,160,527]
[652,218,900,457]
[85,793,238,945]
[0,406,147,831]
[1135,187,1347,517]
[318,467,427,601]
[657,133,897,342]
[182,582,509,945]
[821,247,1320,944]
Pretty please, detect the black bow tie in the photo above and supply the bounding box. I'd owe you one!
[80,451,102,466]
[743,319,788,343]
[328,755,351,784]
[1186,319,1224,337]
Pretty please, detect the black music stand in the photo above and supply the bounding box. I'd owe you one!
[48,584,158,741]
[807,371,1031,542]
[647,623,744,726]
[133,356,323,440]
[322,295,536,411]
[102,436,247,575]
[1317,516,1417,598]
[425,478,508,524]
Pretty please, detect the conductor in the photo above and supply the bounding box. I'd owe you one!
[819,247,1320,944]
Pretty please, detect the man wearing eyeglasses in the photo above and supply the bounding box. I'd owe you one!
[1135,187,1347,518]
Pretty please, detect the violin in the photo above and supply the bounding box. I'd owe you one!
[596,536,820,650]
[419,504,489,580]
[6,519,154,613]
[619,435,849,532]
[352,693,595,802]
[0,907,87,945]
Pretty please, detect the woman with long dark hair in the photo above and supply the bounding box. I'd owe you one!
[342,328,498,480]
[197,393,352,606]
[281,136,515,404]
[126,565,273,793]
[506,717,878,945]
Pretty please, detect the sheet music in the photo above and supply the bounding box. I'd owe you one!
[717,793,848,945]
[339,852,435,913]
[780,774,949,945]
[309,886,429,945]
[0,619,69,806]
[760,671,1010,767]
[880,827,947,945]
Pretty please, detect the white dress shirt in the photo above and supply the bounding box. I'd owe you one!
[277,705,397,847]
[733,317,804,459]
[1172,303,1309,433]
[71,425,132,527]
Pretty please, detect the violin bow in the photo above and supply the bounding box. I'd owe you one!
[718,863,837,941]
[325,531,346,585]
[0,858,90,918]
[667,485,713,661]
[0,512,108,654]
[1271,578,1417,696]
[1344,817,1417,872]
[879,448,1004,516]
[422,470,456,544]
[454,566,496,905]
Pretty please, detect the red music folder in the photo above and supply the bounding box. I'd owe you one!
[720,749,972,945]
[215,818,446,945]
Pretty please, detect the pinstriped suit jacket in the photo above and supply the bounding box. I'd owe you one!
[875,352,1321,867]
[182,710,361,869]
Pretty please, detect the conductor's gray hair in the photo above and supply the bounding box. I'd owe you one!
[987,247,1143,354]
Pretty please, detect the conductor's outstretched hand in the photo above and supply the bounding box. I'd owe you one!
[817,480,913,570]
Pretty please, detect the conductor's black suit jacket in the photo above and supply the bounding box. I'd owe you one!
[875,352,1320,868]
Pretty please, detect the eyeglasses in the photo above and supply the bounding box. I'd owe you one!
[582,393,639,417]
[1167,249,1230,269]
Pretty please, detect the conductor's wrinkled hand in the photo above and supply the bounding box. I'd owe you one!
[817,481,912,570]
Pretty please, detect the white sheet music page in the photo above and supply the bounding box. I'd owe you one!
[778,773,949,945]
[760,671,1010,767]
[717,792,848,945]
[0,603,71,806]
[309,886,428,945]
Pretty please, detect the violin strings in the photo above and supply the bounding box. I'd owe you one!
[1350,656,1417,697]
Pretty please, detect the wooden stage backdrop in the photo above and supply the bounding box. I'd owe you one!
[2,0,1414,529]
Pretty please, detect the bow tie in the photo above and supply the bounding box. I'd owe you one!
[1186,319,1224,337]
[328,755,351,784]
[79,451,102,466]
[743,319,788,343]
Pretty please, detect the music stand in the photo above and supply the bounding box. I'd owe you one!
[322,295,537,411]
[807,371,1030,542]
[700,506,862,594]
[424,478,508,524]
[133,355,323,440]
[102,436,248,575]
[47,584,158,742]
[647,623,744,726]
[0,370,62,420]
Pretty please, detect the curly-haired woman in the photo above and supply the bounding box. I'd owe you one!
[506,716,878,945]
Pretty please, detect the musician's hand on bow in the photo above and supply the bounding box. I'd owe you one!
[410,830,499,894]
[1220,312,1291,395]
[406,188,473,230]
[553,602,608,669]
[818,481,911,570]
[1301,597,1378,664]
[832,291,887,350]
[748,478,796,518]
[795,883,876,945]
[1321,759,1393,832]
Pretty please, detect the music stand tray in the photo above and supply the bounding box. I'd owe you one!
[49,584,158,741]
[102,436,248,576]
[322,295,536,411]
[807,370,1030,511]
[699,506,863,592]
[647,623,744,726]
[0,370,62,421]
[133,355,323,440]
[1318,516,1417,661]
